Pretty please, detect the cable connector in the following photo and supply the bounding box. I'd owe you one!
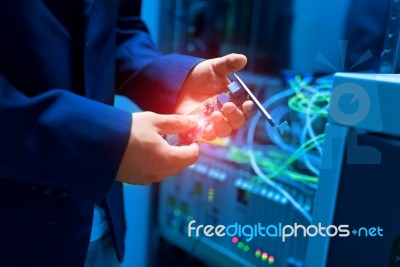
[275,121,290,135]
[233,73,290,135]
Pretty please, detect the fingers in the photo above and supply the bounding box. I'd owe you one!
[151,141,199,180]
[166,143,199,168]
[205,101,254,140]
[212,53,247,77]
[153,113,199,134]
[202,124,216,141]
[210,111,232,137]
[222,102,245,129]
[242,100,256,119]
[117,112,200,185]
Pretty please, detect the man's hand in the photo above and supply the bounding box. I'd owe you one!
[116,112,199,184]
[175,53,254,140]
[117,54,254,185]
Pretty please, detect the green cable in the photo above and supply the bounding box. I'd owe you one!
[228,76,329,185]
[288,76,331,117]
[288,93,329,117]
[228,133,324,184]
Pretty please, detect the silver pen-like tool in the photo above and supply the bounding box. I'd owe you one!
[233,73,289,134]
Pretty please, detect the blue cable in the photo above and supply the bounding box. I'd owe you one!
[246,88,312,223]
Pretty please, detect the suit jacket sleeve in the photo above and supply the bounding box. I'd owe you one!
[115,0,203,114]
[0,75,132,203]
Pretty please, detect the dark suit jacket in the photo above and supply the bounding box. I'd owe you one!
[0,1,201,266]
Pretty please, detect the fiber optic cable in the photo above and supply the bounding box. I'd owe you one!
[300,97,329,175]
[265,106,323,171]
[247,110,314,222]
[288,76,331,109]
[228,146,318,184]
[300,119,321,176]
[289,75,330,174]
[301,77,330,174]
[256,133,325,180]
[288,93,330,117]
[234,73,289,134]
[265,105,297,153]
[243,75,331,222]
[256,87,295,150]
[287,78,331,117]
[305,111,324,156]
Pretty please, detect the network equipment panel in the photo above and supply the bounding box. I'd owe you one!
[159,147,311,267]
[158,74,330,267]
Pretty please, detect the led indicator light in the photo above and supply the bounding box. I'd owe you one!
[268,256,275,264]
[167,196,175,206]
[261,252,268,261]
[181,203,189,213]
[173,209,181,217]
[208,187,215,202]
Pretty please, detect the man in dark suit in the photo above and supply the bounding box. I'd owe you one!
[0,0,253,266]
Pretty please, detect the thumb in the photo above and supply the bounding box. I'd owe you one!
[211,53,247,77]
[167,143,200,167]
[154,114,199,134]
